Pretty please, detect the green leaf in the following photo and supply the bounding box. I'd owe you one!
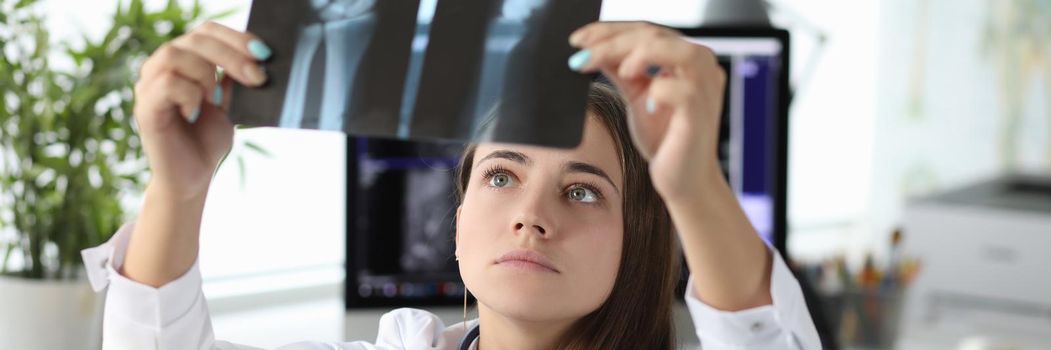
[237,155,247,191]
[0,0,214,280]
[242,141,273,158]
[205,7,240,21]
[1,241,15,275]
[14,0,36,10]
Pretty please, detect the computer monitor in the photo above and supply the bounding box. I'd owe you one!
[345,27,791,309]
[677,27,791,253]
[345,137,468,308]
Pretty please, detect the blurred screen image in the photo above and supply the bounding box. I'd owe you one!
[345,137,469,308]
[692,35,785,245]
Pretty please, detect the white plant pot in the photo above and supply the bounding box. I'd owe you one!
[0,275,104,350]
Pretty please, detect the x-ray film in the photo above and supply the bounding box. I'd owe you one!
[229,0,603,148]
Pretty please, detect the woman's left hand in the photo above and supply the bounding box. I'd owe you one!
[568,22,727,201]
[570,22,775,311]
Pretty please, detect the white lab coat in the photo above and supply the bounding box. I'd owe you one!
[81,222,821,349]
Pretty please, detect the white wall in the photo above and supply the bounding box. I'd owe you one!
[764,0,880,266]
[870,0,1050,261]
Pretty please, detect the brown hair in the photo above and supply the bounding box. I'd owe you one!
[455,83,680,349]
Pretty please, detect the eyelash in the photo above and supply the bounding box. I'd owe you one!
[480,165,514,187]
[570,181,605,203]
[479,165,606,204]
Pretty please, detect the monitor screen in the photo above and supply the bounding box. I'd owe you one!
[683,32,788,247]
[345,28,790,308]
[345,137,469,308]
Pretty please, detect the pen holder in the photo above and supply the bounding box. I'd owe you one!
[818,287,905,349]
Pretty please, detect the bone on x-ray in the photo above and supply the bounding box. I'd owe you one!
[229,0,603,148]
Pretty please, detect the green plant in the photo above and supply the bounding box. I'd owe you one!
[0,0,255,279]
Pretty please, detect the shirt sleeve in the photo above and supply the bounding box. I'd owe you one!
[81,221,266,350]
[683,249,821,350]
[80,222,447,350]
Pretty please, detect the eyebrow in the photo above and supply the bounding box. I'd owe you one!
[477,150,620,195]
[565,161,620,195]
[478,150,531,165]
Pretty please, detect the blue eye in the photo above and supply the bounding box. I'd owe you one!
[567,186,599,203]
[488,173,513,188]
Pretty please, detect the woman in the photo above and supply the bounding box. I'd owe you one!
[81,21,820,349]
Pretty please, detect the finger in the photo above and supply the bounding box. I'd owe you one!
[139,43,219,104]
[215,75,234,112]
[629,77,708,158]
[645,77,702,115]
[571,24,677,73]
[597,66,650,103]
[569,21,649,47]
[625,79,678,159]
[645,74,725,135]
[196,21,271,61]
[647,76,720,164]
[171,30,267,87]
[191,77,235,163]
[617,36,717,81]
[195,76,234,121]
[136,71,205,129]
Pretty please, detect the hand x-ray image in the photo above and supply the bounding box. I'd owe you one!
[230,0,603,149]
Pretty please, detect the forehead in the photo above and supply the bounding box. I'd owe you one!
[473,116,622,183]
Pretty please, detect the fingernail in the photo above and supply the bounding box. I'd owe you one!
[247,39,272,60]
[645,97,657,114]
[188,106,201,123]
[568,32,585,46]
[212,84,223,106]
[567,49,591,71]
[244,64,267,85]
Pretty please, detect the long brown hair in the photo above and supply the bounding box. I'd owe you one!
[455,83,680,349]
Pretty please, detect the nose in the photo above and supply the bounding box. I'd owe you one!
[514,222,546,235]
[511,191,554,238]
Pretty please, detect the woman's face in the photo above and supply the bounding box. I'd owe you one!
[456,115,625,323]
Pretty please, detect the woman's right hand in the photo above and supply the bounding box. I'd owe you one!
[121,22,271,288]
[133,21,270,198]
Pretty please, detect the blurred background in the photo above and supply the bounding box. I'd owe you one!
[1,0,1048,349]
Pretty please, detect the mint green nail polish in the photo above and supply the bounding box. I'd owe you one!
[248,39,272,60]
[188,107,201,123]
[568,49,591,71]
[212,84,223,106]
[645,97,656,114]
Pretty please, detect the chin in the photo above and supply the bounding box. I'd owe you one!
[483,292,579,322]
[470,275,597,323]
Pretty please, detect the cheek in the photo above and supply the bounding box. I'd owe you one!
[576,221,623,269]
[563,215,624,301]
[563,201,624,263]
[456,192,504,258]
[456,194,509,298]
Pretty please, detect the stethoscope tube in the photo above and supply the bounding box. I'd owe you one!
[458,325,480,350]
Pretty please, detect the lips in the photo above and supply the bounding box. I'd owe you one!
[495,249,560,273]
